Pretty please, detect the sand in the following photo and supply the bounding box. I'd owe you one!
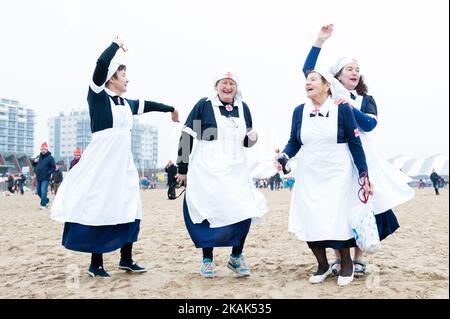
[0,188,448,299]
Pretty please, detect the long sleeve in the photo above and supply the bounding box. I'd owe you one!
[302,46,321,78]
[176,131,194,175]
[176,100,206,174]
[125,99,175,115]
[353,108,377,132]
[143,101,175,113]
[341,104,368,175]
[92,43,120,87]
[242,103,257,148]
[354,95,378,132]
[282,106,302,158]
[48,157,56,178]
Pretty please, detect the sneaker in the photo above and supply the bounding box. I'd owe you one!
[118,260,147,273]
[200,258,215,278]
[227,254,250,276]
[88,265,111,278]
[39,206,46,210]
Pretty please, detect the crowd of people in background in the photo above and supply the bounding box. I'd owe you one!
[255,174,296,191]
[417,176,448,190]
[1,169,447,196]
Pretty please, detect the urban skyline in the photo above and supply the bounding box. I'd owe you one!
[0,98,159,174]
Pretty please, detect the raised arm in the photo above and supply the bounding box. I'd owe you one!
[314,24,334,48]
[92,37,127,87]
[302,24,334,77]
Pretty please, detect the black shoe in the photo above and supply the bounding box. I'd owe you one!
[118,260,147,273]
[88,265,111,278]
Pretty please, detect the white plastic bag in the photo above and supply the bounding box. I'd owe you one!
[350,199,380,253]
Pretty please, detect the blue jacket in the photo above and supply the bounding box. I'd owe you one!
[32,151,56,181]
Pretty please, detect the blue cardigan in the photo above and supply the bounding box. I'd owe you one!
[282,103,368,175]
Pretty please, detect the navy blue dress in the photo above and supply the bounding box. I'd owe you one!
[283,103,368,249]
[62,43,174,254]
[179,97,254,248]
[302,46,399,241]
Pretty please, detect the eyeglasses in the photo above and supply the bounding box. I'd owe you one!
[358,171,370,204]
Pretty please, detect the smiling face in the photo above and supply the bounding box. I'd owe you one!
[336,62,360,90]
[107,65,128,95]
[305,71,331,101]
[215,78,237,103]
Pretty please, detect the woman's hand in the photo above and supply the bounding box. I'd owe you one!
[171,109,180,123]
[247,130,258,142]
[273,148,288,171]
[363,176,373,196]
[112,36,128,52]
[334,98,353,108]
[176,174,186,186]
[315,24,334,47]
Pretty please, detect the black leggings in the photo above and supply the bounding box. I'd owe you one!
[202,235,247,260]
[91,242,133,267]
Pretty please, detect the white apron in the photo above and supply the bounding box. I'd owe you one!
[289,98,359,241]
[352,96,414,214]
[51,98,142,226]
[185,100,267,228]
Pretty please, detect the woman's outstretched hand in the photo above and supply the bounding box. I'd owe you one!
[315,24,334,47]
[171,109,180,123]
[113,36,128,52]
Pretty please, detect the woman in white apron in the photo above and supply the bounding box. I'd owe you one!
[277,70,371,286]
[302,24,414,277]
[176,72,267,278]
[51,37,179,278]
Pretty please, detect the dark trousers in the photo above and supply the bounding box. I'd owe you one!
[433,183,440,195]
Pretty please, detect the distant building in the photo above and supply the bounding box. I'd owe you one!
[48,110,91,166]
[48,110,158,170]
[131,120,158,171]
[0,98,35,175]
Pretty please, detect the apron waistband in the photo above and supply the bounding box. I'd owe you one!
[92,128,131,141]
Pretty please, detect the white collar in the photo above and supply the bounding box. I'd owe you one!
[207,94,240,108]
[308,96,333,116]
[105,87,122,97]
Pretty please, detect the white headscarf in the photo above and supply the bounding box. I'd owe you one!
[311,69,351,101]
[209,71,243,103]
[329,57,359,76]
[106,56,124,83]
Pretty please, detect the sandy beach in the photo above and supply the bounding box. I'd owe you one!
[0,188,448,299]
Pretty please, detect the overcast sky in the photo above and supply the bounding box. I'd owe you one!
[1,0,448,166]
